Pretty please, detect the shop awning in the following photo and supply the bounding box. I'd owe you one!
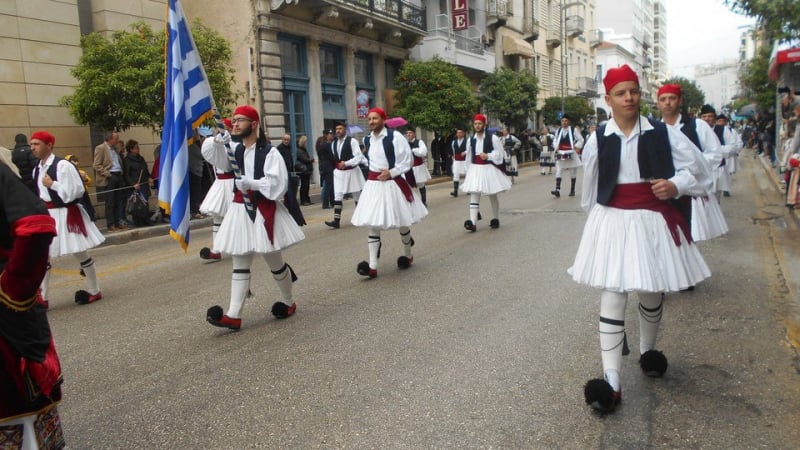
[768,39,800,81]
[502,33,534,58]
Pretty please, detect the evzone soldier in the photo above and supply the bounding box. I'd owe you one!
[551,115,584,198]
[717,114,742,184]
[699,105,738,199]
[461,114,512,232]
[571,65,712,413]
[351,107,428,278]
[31,131,105,306]
[500,127,521,178]
[325,121,365,229]
[406,127,432,206]
[713,112,742,197]
[202,106,305,330]
[449,127,468,197]
[199,120,235,261]
[0,161,66,448]
[657,85,728,242]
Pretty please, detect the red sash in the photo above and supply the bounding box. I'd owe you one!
[44,202,87,237]
[367,171,413,202]
[558,142,573,150]
[607,182,691,246]
[413,156,424,166]
[216,172,235,180]
[233,190,276,244]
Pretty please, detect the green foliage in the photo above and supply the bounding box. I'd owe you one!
[393,57,479,133]
[725,0,800,40]
[541,96,594,126]
[738,45,777,112]
[659,76,706,112]
[62,21,238,133]
[478,67,539,132]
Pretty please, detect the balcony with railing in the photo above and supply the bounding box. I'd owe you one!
[414,14,494,73]
[524,19,540,42]
[338,0,426,30]
[576,76,598,97]
[589,29,603,48]
[565,15,584,38]
[488,0,511,17]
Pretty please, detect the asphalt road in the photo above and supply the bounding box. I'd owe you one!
[46,150,800,448]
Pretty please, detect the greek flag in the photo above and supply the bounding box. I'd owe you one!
[159,0,214,249]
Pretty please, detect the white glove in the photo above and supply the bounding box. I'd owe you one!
[214,130,231,145]
[235,176,254,191]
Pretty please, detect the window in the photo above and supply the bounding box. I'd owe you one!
[319,45,343,82]
[355,52,374,87]
[385,58,402,88]
[279,36,306,76]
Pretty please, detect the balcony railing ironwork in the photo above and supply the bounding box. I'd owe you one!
[428,15,484,55]
[340,0,426,31]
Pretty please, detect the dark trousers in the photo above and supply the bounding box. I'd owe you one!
[321,172,334,207]
[298,173,311,203]
[189,173,203,215]
[101,172,125,227]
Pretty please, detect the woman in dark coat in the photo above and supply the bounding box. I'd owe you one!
[295,135,315,205]
[124,139,151,200]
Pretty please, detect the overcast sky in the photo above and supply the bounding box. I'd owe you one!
[666,0,756,78]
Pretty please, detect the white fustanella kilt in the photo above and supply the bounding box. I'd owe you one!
[570,204,711,293]
[691,195,729,241]
[199,178,234,217]
[351,179,427,230]
[214,201,305,255]
[48,206,105,258]
[452,160,467,178]
[333,168,365,197]
[460,164,512,195]
[412,163,431,184]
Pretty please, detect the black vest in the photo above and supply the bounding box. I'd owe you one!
[332,136,354,162]
[234,142,271,181]
[409,139,419,149]
[679,116,702,150]
[713,124,726,145]
[38,157,79,207]
[595,119,675,205]
[451,138,466,154]
[595,118,691,224]
[364,128,396,169]
[468,134,494,159]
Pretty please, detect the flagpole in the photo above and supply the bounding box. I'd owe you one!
[173,0,256,222]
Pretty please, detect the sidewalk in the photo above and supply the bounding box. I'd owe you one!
[755,152,800,351]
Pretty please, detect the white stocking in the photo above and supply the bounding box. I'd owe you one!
[75,251,99,295]
[228,254,253,318]
[368,228,381,270]
[638,292,664,355]
[399,227,413,257]
[489,194,499,220]
[599,290,628,392]
[264,251,293,304]
[469,193,480,224]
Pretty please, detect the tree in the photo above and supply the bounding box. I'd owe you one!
[62,21,238,133]
[725,0,800,41]
[541,96,594,126]
[658,76,706,113]
[478,67,539,132]
[738,45,776,113]
[393,57,478,133]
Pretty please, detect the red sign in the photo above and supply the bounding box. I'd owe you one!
[451,0,468,31]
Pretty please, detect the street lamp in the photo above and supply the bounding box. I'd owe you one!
[560,1,583,119]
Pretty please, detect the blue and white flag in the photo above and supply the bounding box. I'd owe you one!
[159,0,214,249]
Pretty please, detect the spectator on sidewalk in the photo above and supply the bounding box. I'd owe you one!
[11,133,38,192]
[93,131,128,232]
[295,135,314,205]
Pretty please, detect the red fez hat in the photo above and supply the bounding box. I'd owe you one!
[222,118,233,129]
[368,107,387,120]
[657,84,682,98]
[31,130,55,146]
[233,105,259,122]
[603,64,639,93]
[473,114,487,124]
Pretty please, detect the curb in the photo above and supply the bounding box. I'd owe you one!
[756,153,800,352]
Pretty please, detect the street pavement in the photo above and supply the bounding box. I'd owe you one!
[45,151,800,448]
